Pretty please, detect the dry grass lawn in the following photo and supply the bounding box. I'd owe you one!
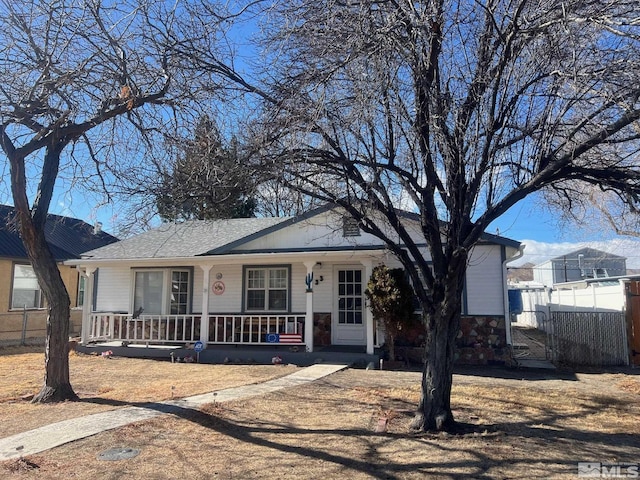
[1,346,639,479]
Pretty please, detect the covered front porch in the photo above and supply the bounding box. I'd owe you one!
[77,253,386,355]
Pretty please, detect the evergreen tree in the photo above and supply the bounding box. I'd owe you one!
[156,116,256,221]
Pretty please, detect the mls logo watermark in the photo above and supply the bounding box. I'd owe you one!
[578,462,640,478]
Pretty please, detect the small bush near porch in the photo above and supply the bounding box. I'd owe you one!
[1,346,639,478]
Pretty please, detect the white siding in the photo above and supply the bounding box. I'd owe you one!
[207,265,243,313]
[312,267,334,312]
[192,267,203,313]
[465,245,505,315]
[239,211,383,251]
[290,263,308,312]
[95,266,131,312]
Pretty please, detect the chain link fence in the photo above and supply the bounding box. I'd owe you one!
[549,311,629,366]
[0,310,82,346]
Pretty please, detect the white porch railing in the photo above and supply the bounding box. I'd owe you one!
[89,313,201,344]
[88,313,305,345]
[207,315,305,345]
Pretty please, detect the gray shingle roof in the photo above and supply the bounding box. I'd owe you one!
[82,217,291,259]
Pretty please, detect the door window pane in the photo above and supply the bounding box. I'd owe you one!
[337,269,363,324]
[170,271,190,314]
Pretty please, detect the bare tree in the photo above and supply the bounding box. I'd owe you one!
[0,0,236,402]
[549,184,640,238]
[249,0,640,431]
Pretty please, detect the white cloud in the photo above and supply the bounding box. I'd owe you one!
[510,238,640,269]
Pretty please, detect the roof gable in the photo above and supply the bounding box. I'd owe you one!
[77,204,520,260]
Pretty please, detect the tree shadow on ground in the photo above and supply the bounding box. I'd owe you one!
[77,385,639,480]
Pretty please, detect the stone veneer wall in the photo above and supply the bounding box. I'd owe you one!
[313,313,332,346]
[396,315,514,366]
[455,315,512,365]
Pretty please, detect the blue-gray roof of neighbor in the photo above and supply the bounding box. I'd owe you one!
[0,204,118,261]
[81,217,292,259]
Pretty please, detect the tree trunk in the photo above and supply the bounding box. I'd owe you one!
[388,331,396,362]
[411,249,467,432]
[8,142,78,403]
[410,309,460,432]
[24,221,78,403]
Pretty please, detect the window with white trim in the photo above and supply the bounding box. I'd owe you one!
[11,264,44,309]
[133,268,191,315]
[77,275,86,307]
[245,266,289,312]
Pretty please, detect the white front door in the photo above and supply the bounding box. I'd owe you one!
[333,267,366,345]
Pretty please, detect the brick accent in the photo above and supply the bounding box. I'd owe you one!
[313,313,332,346]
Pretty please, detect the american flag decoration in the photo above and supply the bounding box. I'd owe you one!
[278,333,303,344]
[266,333,303,343]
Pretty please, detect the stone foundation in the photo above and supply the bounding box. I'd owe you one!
[394,315,514,366]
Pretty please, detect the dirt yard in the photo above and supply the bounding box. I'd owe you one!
[1,346,639,479]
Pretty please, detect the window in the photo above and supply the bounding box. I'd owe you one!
[133,269,191,315]
[410,264,433,312]
[11,264,44,309]
[77,275,85,307]
[244,266,289,312]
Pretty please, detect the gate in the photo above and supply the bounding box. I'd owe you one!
[625,281,640,366]
[511,310,552,361]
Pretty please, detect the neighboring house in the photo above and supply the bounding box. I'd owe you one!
[533,247,626,286]
[0,205,118,344]
[67,205,522,364]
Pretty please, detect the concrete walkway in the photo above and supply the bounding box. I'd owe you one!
[0,363,348,461]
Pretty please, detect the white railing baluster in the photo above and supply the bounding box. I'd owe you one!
[86,313,305,345]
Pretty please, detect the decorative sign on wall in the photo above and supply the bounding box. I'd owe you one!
[212,280,225,295]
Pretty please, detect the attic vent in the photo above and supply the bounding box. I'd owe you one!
[342,217,361,237]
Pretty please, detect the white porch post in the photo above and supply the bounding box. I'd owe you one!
[361,259,375,354]
[80,267,96,345]
[303,260,315,353]
[200,264,213,346]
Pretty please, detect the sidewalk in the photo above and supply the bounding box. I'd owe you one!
[0,363,348,461]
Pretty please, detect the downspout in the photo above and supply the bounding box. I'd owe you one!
[503,244,526,347]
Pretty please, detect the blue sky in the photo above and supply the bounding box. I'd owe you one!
[488,193,640,269]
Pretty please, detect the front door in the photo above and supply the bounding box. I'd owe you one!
[333,267,366,345]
